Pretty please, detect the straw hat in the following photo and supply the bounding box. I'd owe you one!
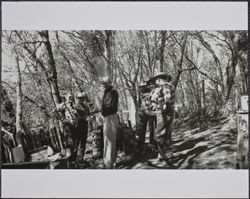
[148,72,172,84]
[152,72,172,82]
[76,92,87,98]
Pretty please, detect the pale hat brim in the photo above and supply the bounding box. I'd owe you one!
[76,92,87,98]
[149,72,172,82]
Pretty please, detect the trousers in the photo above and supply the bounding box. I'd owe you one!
[63,120,88,161]
[154,110,173,159]
[136,107,174,159]
[136,110,156,151]
[103,114,118,168]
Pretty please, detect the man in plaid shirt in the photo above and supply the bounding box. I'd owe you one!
[150,73,175,163]
[52,93,81,162]
[136,72,175,166]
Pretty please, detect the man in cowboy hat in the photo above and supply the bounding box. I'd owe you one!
[136,72,175,166]
[100,76,119,169]
[151,72,175,163]
[75,92,91,162]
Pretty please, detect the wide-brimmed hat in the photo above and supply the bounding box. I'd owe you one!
[149,72,172,82]
[76,92,87,98]
[139,81,148,87]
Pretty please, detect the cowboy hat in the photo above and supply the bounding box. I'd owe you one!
[76,92,87,98]
[148,72,172,83]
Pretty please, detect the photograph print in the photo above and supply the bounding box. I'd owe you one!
[1,30,248,169]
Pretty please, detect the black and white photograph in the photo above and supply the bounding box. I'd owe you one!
[1,2,249,198]
[2,30,248,170]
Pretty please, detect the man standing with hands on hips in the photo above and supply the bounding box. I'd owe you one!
[100,76,119,169]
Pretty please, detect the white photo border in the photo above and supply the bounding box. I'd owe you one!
[1,1,249,198]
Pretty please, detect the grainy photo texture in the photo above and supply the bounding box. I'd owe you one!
[1,30,248,169]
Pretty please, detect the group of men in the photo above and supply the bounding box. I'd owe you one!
[52,72,175,169]
[52,76,119,169]
[53,91,90,163]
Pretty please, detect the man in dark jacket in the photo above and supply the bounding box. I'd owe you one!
[100,76,119,169]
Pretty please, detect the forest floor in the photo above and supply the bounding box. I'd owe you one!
[77,114,238,169]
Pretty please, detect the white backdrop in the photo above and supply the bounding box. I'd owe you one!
[1,2,249,198]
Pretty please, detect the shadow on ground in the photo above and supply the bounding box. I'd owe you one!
[116,115,238,169]
[80,115,238,169]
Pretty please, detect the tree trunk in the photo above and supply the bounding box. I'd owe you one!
[64,56,83,92]
[225,57,238,102]
[37,31,64,151]
[224,31,242,103]
[15,56,23,145]
[104,30,113,77]
[38,31,62,106]
[237,32,248,95]
[160,31,166,72]
[143,31,153,76]
[200,79,205,115]
[172,34,188,91]
[188,70,199,114]
[238,52,248,95]
[179,79,188,108]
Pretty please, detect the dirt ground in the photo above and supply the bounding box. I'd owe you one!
[75,115,238,169]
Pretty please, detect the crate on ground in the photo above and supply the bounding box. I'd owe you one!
[29,145,48,162]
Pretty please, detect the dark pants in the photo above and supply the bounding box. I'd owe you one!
[136,108,174,159]
[63,120,88,161]
[149,117,157,145]
[154,111,173,159]
[136,110,147,151]
[136,110,156,151]
[76,120,88,157]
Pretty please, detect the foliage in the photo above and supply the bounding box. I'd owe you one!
[1,30,248,130]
